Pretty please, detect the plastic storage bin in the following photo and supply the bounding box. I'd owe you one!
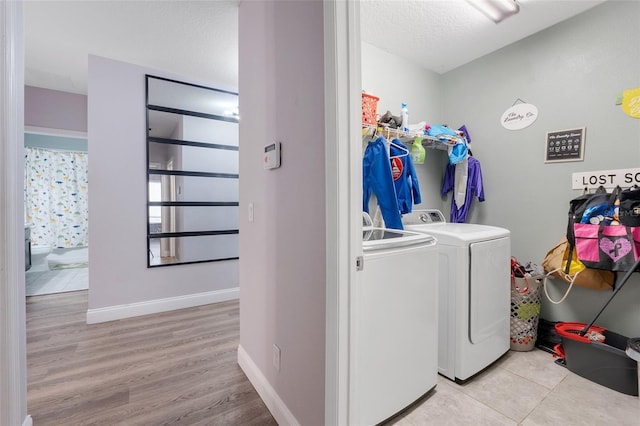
[556,322,638,396]
[626,338,640,398]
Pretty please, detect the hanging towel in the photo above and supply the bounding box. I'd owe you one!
[442,156,485,223]
[389,138,421,215]
[363,136,403,230]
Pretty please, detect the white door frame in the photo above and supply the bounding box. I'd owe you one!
[0,1,30,425]
[324,1,361,424]
[3,2,361,424]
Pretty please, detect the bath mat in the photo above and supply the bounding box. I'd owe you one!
[49,261,89,270]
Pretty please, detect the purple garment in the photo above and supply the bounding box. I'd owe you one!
[441,156,485,223]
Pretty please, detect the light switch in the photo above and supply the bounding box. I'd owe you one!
[248,202,254,222]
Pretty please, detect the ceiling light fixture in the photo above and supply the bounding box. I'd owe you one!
[466,0,520,23]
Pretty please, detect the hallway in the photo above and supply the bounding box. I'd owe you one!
[26,291,275,425]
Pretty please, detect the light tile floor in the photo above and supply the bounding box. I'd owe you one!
[387,348,640,425]
[25,254,88,296]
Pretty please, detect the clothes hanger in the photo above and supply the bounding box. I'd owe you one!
[389,138,409,159]
[361,124,378,142]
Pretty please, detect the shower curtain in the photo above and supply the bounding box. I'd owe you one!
[24,147,89,248]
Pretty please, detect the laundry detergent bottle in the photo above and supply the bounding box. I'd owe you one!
[401,103,409,132]
[411,136,425,164]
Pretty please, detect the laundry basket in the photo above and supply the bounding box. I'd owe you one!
[362,92,379,125]
[510,276,543,351]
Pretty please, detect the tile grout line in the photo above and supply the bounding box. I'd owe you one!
[437,375,520,424]
[518,373,572,424]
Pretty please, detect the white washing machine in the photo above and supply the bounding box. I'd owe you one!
[349,224,438,425]
[402,209,510,382]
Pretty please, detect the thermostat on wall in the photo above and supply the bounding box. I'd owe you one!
[264,142,281,170]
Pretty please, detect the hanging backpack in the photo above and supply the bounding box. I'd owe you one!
[565,186,619,274]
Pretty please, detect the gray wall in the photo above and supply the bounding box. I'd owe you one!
[441,1,640,336]
[361,1,640,337]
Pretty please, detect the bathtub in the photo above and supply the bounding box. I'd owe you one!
[30,245,52,267]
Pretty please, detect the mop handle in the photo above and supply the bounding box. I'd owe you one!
[579,255,640,336]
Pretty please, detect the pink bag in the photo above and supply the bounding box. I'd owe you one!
[574,223,640,271]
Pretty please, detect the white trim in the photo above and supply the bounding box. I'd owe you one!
[0,1,28,424]
[237,344,300,426]
[23,415,33,426]
[24,125,88,139]
[323,1,361,425]
[86,288,239,324]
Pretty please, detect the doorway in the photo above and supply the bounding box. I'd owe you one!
[24,131,89,296]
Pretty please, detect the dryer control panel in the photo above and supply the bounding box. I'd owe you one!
[403,209,446,225]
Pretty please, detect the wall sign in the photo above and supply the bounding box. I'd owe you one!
[500,103,538,130]
[545,127,585,163]
[622,87,640,118]
[572,168,640,190]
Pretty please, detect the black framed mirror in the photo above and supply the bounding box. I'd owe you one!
[146,75,239,267]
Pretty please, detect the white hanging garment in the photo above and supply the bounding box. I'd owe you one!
[373,205,385,228]
[454,157,469,208]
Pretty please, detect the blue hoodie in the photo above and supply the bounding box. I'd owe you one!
[363,136,403,229]
[389,139,421,214]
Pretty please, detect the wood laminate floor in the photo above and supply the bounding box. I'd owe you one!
[26,291,277,426]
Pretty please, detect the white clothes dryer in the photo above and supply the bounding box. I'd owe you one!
[402,209,511,382]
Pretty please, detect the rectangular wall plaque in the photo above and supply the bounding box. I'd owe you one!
[572,168,640,189]
[545,127,585,163]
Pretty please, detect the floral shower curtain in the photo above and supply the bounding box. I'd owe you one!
[24,147,89,248]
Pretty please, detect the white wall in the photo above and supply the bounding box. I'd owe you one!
[87,55,239,321]
[441,1,640,336]
[361,41,448,215]
[361,42,442,124]
[238,1,326,425]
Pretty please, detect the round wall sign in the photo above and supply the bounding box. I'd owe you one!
[622,88,640,118]
[500,103,538,130]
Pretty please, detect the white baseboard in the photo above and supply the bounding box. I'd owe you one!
[86,287,239,324]
[237,344,300,426]
[23,415,33,426]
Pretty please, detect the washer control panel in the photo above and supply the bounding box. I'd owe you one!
[403,209,446,225]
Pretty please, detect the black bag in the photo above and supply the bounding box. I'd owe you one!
[619,186,640,227]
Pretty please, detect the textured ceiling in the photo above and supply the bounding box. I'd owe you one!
[360,0,606,74]
[24,0,606,95]
[24,0,239,94]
